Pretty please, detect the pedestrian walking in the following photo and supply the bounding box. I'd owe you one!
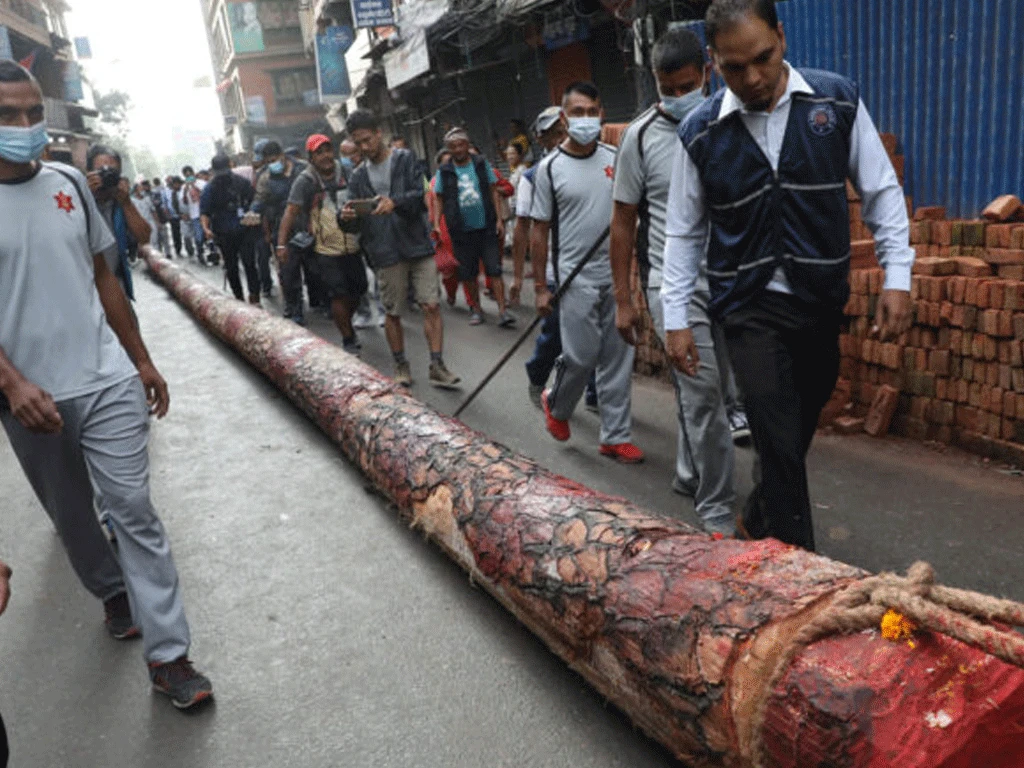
[86,145,152,300]
[513,106,595,411]
[150,177,171,256]
[131,178,160,248]
[166,176,188,258]
[662,0,914,549]
[345,109,461,390]
[200,154,261,304]
[254,141,308,320]
[279,134,366,354]
[432,128,516,328]
[0,59,212,709]
[180,165,212,265]
[248,139,275,297]
[610,27,736,536]
[531,82,643,464]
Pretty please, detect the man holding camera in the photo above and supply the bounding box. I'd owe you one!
[86,146,152,300]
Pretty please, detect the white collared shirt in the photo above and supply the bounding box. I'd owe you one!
[662,63,915,329]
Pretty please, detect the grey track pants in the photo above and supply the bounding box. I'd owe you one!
[1,376,191,663]
[648,286,736,534]
[548,282,634,445]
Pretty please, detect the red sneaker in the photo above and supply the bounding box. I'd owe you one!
[541,390,570,441]
[599,442,645,464]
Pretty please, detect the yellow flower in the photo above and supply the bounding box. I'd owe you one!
[881,609,918,642]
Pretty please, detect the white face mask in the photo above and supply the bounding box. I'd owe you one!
[660,86,705,122]
[566,116,602,146]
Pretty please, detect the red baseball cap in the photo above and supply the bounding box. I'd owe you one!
[305,134,332,153]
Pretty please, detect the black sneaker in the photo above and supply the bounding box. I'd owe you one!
[149,657,214,710]
[103,592,140,640]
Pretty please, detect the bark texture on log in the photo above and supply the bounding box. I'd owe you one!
[147,254,1024,767]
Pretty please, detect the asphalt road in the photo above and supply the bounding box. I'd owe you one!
[0,258,1021,767]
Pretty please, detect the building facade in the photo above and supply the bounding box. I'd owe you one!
[202,0,331,154]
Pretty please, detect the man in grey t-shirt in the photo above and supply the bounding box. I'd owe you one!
[531,82,642,464]
[610,28,738,536]
[0,61,212,709]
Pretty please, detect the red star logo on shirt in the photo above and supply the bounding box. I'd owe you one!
[55,190,75,213]
[604,165,614,179]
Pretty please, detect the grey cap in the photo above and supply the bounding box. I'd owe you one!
[532,106,562,136]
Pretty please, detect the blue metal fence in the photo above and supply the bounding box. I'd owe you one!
[777,0,1024,218]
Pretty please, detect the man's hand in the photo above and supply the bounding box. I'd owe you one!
[5,377,63,433]
[0,559,11,617]
[615,299,642,346]
[666,329,700,377]
[373,196,396,216]
[496,220,506,246]
[203,227,215,241]
[875,289,912,342]
[113,178,131,204]
[509,278,523,307]
[275,244,289,265]
[535,284,554,317]
[86,171,102,195]
[339,203,358,222]
[138,361,170,418]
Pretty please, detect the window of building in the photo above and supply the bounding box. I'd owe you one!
[258,0,302,47]
[271,67,318,110]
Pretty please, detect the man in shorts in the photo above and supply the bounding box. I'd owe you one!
[278,134,366,354]
[345,109,461,389]
[432,128,515,328]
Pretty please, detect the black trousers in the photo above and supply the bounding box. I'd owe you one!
[280,246,316,321]
[254,236,273,293]
[722,291,842,551]
[216,230,260,301]
[168,219,183,256]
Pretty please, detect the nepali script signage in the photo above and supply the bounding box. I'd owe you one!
[350,0,394,29]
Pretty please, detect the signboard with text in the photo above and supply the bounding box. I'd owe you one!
[383,28,429,90]
[314,25,354,104]
[350,0,394,29]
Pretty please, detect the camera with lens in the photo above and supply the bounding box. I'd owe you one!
[99,165,121,190]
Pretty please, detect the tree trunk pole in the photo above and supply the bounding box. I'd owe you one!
[147,252,1024,767]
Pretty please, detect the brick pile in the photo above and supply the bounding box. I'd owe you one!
[829,193,1024,466]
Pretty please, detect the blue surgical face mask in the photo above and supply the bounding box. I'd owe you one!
[0,121,49,164]
[566,116,601,146]
[660,87,705,122]
[340,156,354,170]
[268,160,285,175]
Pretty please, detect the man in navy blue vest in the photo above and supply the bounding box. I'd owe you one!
[662,0,914,550]
[432,129,516,328]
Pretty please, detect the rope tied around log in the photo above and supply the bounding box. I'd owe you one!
[749,560,1024,767]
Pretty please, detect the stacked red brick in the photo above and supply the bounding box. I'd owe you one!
[831,194,1024,464]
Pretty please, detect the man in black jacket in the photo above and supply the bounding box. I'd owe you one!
[346,109,460,390]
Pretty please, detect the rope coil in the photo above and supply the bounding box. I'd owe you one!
[750,561,1024,767]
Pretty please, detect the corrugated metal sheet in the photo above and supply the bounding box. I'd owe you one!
[777,0,1024,218]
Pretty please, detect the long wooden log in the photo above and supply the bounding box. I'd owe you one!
[146,252,1024,767]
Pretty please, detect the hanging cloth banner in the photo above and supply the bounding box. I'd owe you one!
[314,25,354,104]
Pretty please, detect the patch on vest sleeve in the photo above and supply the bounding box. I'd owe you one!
[808,103,839,136]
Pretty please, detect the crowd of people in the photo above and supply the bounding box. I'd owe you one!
[0,0,917,758]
